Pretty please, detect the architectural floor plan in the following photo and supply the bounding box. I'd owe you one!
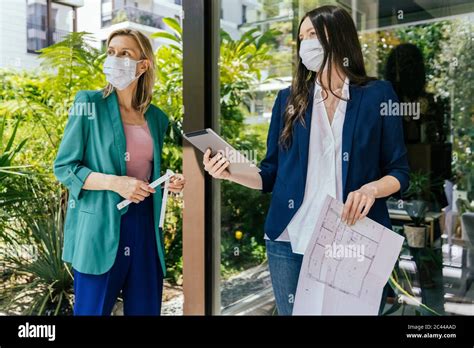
[294,195,404,315]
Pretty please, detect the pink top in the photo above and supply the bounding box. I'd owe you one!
[123,121,154,181]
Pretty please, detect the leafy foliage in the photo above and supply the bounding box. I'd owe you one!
[0,191,73,315]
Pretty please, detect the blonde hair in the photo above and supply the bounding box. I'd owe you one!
[102,29,156,114]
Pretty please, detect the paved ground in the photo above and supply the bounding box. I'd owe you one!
[1,262,275,316]
[158,261,275,316]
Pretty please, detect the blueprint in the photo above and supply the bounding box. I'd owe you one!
[293,195,404,315]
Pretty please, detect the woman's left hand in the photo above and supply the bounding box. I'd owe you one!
[168,173,186,193]
[342,184,378,225]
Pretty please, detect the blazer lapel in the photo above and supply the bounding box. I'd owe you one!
[106,90,127,177]
[298,84,314,186]
[342,84,363,199]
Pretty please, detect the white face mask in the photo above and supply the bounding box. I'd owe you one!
[103,56,143,90]
[299,38,324,72]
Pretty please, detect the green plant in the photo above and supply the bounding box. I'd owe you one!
[404,200,428,227]
[162,195,184,284]
[401,171,430,227]
[219,27,280,142]
[402,171,445,226]
[404,171,431,201]
[0,190,73,315]
[0,33,105,168]
[0,117,36,232]
[0,117,29,179]
[221,234,267,277]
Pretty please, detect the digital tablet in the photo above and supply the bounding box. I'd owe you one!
[183,128,261,175]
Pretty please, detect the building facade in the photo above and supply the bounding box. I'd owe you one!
[0,0,263,70]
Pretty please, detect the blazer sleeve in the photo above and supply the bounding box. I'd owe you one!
[380,81,410,194]
[258,89,283,193]
[53,91,93,201]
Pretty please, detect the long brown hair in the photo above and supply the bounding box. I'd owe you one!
[102,29,156,114]
[280,5,375,148]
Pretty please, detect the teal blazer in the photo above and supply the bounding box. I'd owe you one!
[54,90,169,275]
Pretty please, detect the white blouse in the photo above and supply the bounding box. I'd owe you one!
[265,78,350,254]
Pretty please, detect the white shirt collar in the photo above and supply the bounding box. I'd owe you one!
[314,77,350,100]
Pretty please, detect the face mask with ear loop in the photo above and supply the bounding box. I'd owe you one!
[103,56,145,90]
[299,38,325,72]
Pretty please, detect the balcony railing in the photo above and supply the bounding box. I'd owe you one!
[52,28,71,44]
[27,22,71,53]
[102,6,165,29]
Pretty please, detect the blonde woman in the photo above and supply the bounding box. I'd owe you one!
[54,29,185,316]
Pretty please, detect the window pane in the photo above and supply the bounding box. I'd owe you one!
[51,3,74,44]
[101,0,113,27]
[26,0,47,52]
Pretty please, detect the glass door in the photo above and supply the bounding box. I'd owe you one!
[216,0,474,315]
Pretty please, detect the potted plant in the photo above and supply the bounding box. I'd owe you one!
[402,171,431,248]
[404,200,428,248]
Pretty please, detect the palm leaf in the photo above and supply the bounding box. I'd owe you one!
[151,31,181,44]
[162,17,182,37]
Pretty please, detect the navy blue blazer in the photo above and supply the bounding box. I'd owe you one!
[259,80,410,240]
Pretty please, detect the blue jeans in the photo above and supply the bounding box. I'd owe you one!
[265,239,303,315]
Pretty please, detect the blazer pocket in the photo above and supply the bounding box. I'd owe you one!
[79,208,96,215]
[78,190,97,214]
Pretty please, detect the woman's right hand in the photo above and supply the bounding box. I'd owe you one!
[110,176,156,203]
[203,149,231,180]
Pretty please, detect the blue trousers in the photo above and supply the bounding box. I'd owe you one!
[73,197,163,316]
